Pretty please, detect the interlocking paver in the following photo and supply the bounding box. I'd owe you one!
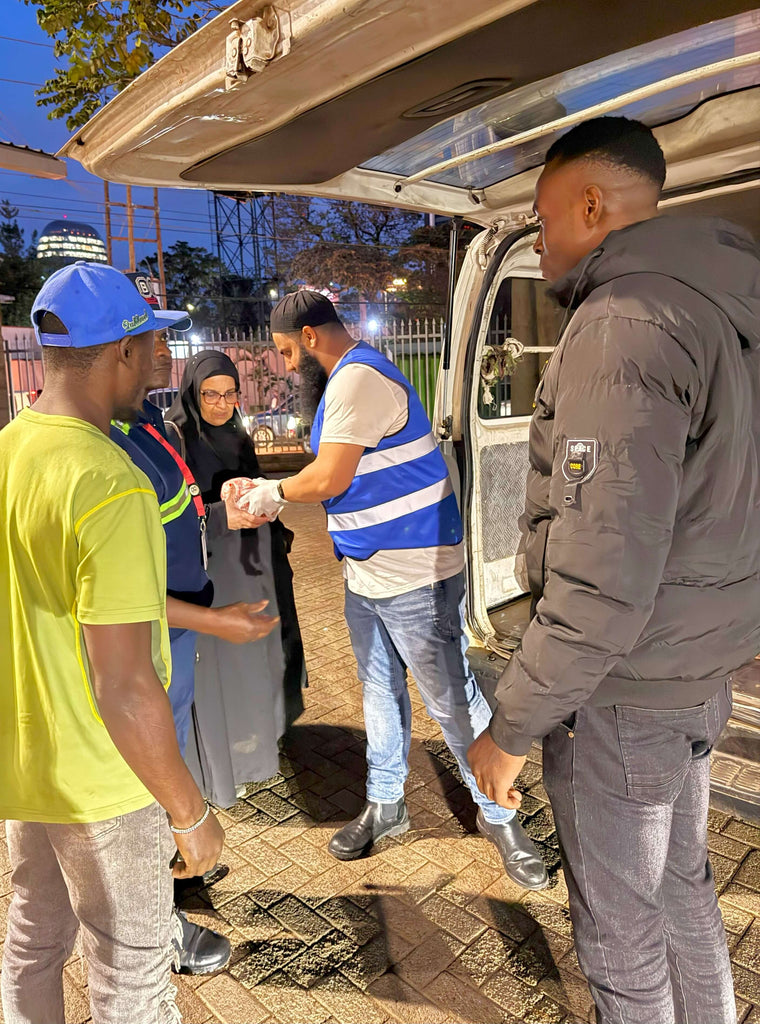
[197,864,268,912]
[338,934,394,990]
[726,821,760,848]
[311,972,388,1024]
[3,501,759,1023]
[228,937,301,988]
[538,968,596,1022]
[268,894,333,943]
[735,924,760,974]
[369,973,452,1024]
[423,970,514,1023]
[222,895,282,941]
[396,929,465,989]
[197,974,269,1024]
[720,899,755,936]
[505,929,573,988]
[317,894,381,946]
[480,968,543,1016]
[709,832,754,862]
[735,963,760,1004]
[419,893,487,944]
[279,929,356,988]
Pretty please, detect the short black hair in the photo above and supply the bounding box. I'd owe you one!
[545,117,666,191]
[38,312,112,373]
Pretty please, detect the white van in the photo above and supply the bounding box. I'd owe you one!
[62,0,760,816]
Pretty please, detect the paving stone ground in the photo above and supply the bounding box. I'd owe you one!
[1,502,758,1023]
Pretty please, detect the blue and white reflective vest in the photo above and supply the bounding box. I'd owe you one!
[310,342,463,561]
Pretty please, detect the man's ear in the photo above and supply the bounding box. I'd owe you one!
[583,184,604,228]
[302,326,317,349]
[114,334,133,366]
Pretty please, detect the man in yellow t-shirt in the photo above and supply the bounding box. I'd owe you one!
[0,262,224,1024]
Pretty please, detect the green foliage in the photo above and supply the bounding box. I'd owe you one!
[0,201,46,327]
[151,239,223,327]
[25,0,224,130]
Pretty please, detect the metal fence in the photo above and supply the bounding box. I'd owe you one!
[2,319,446,453]
[2,328,43,418]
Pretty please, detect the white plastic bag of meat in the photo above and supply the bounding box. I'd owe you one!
[220,477,257,505]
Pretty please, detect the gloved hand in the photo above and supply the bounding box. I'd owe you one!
[237,477,287,519]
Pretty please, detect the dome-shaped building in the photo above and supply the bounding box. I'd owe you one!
[36,220,108,263]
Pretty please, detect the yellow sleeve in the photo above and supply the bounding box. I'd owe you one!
[75,487,167,625]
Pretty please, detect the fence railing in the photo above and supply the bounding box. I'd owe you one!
[2,319,446,452]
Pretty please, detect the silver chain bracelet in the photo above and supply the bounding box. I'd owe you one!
[169,800,211,835]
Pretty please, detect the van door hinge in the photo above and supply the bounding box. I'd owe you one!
[225,7,289,89]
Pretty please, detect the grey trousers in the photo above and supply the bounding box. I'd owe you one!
[543,683,735,1024]
[1,801,180,1024]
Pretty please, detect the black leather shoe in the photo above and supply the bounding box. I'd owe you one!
[476,809,549,891]
[328,798,409,860]
[171,908,231,975]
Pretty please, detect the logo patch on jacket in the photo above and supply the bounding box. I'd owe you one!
[561,439,598,483]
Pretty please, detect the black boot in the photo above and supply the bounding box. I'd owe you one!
[171,908,231,975]
[328,798,409,860]
[476,809,549,891]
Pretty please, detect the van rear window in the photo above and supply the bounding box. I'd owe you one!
[363,10,760,190]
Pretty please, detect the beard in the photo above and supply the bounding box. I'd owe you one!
[298,348,329,422]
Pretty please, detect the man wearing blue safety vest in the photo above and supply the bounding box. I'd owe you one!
[111,297,278,973]
[242,290,547,889]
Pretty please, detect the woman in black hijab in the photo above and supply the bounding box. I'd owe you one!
[166,350,304,807]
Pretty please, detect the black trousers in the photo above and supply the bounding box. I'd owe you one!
[543,683,735,1024]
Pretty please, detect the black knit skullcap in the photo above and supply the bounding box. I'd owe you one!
[270,290,341,333]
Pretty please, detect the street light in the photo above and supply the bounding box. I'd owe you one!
[367,319,379,332]
[186,303,195,312]
[268,288,278,300]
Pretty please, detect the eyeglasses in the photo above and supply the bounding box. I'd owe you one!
[200,388,240,405]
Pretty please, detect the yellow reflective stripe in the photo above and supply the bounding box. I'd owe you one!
[74,488,155,535]
[159,481,188,514]
[161,488,192,525]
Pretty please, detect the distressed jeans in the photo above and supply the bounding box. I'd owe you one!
[1,801,179,1024]
[543,683,735,1024]
[344,572,514,825]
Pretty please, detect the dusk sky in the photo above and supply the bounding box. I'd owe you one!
[0,2,217,270]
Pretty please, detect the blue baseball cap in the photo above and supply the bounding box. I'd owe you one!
[31,261,192,348]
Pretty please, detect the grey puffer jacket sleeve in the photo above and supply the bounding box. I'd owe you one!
[490,312,697,756]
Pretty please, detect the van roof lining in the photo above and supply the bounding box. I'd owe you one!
[181,0,757,187]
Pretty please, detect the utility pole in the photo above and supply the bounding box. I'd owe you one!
[103,184,167,304]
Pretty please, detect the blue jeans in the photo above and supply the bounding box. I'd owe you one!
[344,572,514,825]
[168,627,197,757]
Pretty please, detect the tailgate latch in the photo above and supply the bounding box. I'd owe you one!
[226,7,289,89]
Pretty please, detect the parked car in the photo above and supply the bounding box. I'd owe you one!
[242,396,311,446]
[61,0,760,817]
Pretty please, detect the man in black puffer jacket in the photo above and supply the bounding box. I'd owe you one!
[469,116,760,1024]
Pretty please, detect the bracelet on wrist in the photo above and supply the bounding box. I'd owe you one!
[169,800,211,835]
[276,480,288,503]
